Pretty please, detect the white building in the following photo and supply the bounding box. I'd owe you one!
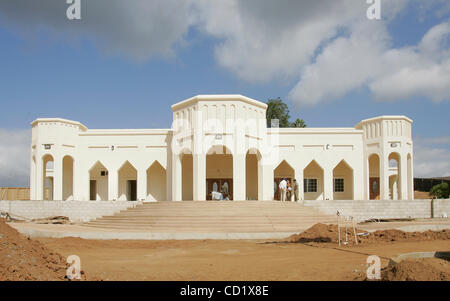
[29,95,414,202]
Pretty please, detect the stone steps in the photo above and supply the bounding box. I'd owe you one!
[82,201,335,233]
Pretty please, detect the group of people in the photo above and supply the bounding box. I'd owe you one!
[276,178,299,202]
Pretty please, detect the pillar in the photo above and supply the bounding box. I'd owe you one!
[35,156,44,200]
[233,154,246,200]
[400,154,408,200]
[108,168,118,201]
[137,168,147,201]
[193,154,206,201]
[380,156,390,200]
[172,154,182,201]
[296,168,305,202]
[323,167,333,200]
[53,156,63,200]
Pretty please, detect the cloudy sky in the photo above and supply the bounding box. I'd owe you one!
[0,0,449,186]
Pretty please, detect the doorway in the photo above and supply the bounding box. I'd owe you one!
[128,180,137,201]
[369,177,380,200]
[206,179,233,200]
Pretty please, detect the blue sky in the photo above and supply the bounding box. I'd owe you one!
[0,0,449,186]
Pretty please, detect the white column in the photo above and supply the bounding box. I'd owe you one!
[296,168,304,202]
[323,167,333,200]
[53,156,63,200]
[380,156,390,200]
[36,157,44,200]
[399,154,408,200]
[108,168,118,201]
[233,154,246,200]
[193,154,206,201]
[172,154,182,201]
[260,162,273,201]
[137,168,147,201]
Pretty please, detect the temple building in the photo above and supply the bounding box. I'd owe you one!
[29,95,414,202]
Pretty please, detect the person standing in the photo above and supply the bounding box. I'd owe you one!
[279,178,287,202]
[293,179,299,202]
[286,180,292,202]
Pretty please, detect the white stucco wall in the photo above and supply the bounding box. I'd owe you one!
[29,95,414,203]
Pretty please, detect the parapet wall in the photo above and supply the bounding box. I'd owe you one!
[304,199,450,221]
[0,200,141,222]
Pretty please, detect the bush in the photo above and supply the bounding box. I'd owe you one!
[429,182,450,199]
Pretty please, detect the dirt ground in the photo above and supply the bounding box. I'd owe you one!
[2,218,449,281]
[36,236,449,281]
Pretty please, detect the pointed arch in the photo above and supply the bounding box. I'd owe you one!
[118,161,137,201]
[147,160,167,201]
[89,161,109,200]
[303,160,324,200]
[333,159,354,200]
[274,159,295,200]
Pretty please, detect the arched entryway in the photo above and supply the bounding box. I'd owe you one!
[333,160,354,200]
[147,161,167,201]
[42,154,54,200]
[118,161,137,201]
[181,150,193,201]
[368,154,380,200]
[388,152,401,200]
[206,145,233,200]
[89,161,108,200]
[274,160,295,201]
[246,148,261,200]
[303,160,324,200]
[62,155,74,201]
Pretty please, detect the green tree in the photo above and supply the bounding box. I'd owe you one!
[266,97,306,128]
[291,118,307,128]
[430,182,450,199]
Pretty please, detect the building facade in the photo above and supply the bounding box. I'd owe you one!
[29,95,414,202]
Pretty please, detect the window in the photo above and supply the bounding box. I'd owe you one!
[304,179,317,193]
[334,178,344,192]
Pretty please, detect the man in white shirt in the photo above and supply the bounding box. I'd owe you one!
[279,178,287,202]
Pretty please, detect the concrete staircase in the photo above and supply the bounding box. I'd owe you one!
[83,201,336,233]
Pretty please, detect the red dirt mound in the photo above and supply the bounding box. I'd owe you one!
[0,218,83,281]
[382,258,450,281]
[288,223,450,245]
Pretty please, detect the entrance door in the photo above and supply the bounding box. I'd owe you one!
[206,179,233,200]
[90,180,97,200]
[128,180,137,201]
[369,177,380,200]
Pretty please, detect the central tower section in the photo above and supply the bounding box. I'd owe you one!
[170,95,268,201]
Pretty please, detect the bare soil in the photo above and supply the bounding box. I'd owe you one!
[2,219,449,281]
[382,258,450,281]
[0,218,87,281]
[288,223,450,245]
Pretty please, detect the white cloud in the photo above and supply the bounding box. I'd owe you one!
[0,0,197,61]
[0,0,448,103]
[413,136,450,178]
[0,129,30,187]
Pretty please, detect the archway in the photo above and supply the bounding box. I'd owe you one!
[388,152,401,200]
[118,161,137,201]
[368,154,380,200]
[246,149,261,200]
[89,161,108,200]
[147,161,167,201]
[274,160,295,201]
[42,154,54,200]
[181,151,193,201]
[62,156,74,201]
[333,160,354,200]
[206,145,233,200]
[303,160,324,200]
